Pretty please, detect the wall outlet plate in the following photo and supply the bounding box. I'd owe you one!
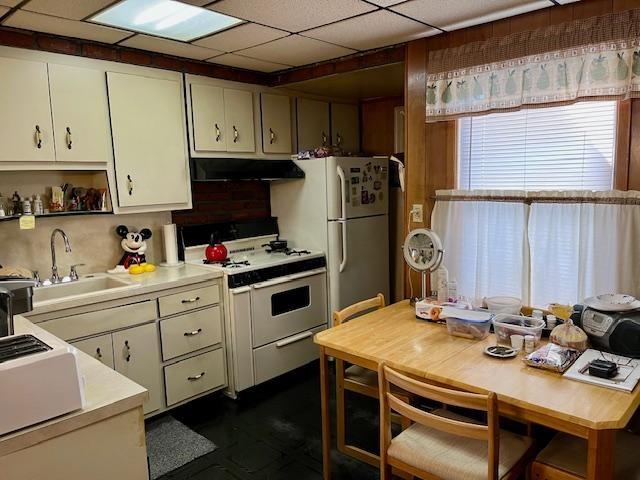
[411,204,423,223]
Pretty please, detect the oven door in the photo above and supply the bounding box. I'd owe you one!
[250,269,327,348]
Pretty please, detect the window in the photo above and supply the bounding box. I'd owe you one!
[458,101,617,191]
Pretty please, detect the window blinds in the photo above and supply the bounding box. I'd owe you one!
[458,101,617,191]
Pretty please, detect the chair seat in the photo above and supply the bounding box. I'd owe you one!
[345,365,378,387]
[387,410,532,480]
[536,431,640,479]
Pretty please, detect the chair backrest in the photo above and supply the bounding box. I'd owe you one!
[333,293,385,326]
[378,363,500,480]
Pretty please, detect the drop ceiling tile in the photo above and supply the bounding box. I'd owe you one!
[0,6,8,15]
[208,53,291,72]
[555,0,580,3]
[121,34,224,60]
[391,0,551,31]
[303,10,437,51]
[22,0,115,21]
[365,0,406,5]
[208,0,377,32]
[0,0,21,7]
[194,23,288,52]
[3,10,131,43]
[237,35,356,66]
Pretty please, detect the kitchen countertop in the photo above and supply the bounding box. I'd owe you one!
[30,263,222,316]
[0,316,147,457]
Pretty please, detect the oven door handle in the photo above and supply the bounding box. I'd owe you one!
[230,286,251,294]
[276,330,314,348]
[252,269,325,289]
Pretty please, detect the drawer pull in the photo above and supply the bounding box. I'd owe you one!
[184,328,203,337]
[181,296,200,304]
[214,123,221,142]
[276,331,314,348]
[269,127,276,144]
[66,126,72,149]
[124,340,131,362]
[188,371,206,381]
[233,125,239,143]
[35,125,42,149]
[96,347,102,359]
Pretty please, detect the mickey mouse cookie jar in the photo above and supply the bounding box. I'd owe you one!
[110,225,156,275]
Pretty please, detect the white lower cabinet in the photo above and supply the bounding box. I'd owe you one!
[112,323,163,415]
[164,348,225,407]
[72,333,115,369]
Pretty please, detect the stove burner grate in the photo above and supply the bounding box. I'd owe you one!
[286,249,311,256]
[203,259,250,268]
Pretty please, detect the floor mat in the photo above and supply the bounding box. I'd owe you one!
[146,415,217,479]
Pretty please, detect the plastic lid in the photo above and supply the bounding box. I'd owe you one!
[442,307,492,323]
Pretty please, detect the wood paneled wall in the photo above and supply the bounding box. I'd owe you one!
[403,0,640,295]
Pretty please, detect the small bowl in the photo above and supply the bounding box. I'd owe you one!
[485,296,522,315]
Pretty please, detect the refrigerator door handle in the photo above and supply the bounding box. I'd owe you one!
[337,166,347,221]
[339,220,348,273]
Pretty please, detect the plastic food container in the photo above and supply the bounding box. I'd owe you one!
[485,296,522,315]
[493,314,545,347]
[443,308,493,340]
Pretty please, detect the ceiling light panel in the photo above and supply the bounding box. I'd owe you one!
[91,0,242,42]
[209,0,376,32]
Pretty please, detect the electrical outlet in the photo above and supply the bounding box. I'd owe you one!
[411,204,423,223]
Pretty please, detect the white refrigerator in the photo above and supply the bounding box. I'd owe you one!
[271,156,390,323]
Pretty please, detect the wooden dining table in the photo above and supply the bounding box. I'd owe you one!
[314,301,640,480]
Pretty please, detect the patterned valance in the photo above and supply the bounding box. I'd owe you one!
[426,9,640,122]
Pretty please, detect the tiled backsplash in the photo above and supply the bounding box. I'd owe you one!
[0,212,170,277]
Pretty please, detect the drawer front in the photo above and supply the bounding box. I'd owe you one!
[158,285,219,318]
[72,334,115,369]
[40,301,157,341]
[164,348,226,406]
[160,306,222,360]
[253,324,325,385]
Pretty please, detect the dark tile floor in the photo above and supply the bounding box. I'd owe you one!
[155,361,382,480]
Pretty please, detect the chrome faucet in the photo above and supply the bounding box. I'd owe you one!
[50,229,71,284]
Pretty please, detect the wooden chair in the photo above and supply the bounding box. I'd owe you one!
[378,363,535,480]
[531,431,640,479]
[333,294,411,467]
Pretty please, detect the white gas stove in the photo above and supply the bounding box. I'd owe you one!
[180,221,328,397]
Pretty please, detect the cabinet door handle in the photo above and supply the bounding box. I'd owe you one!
[336,132,342,146]
[184,328,202,337]
[269,127,276,144]
[124,340,131,362]
[35,125,42,149]
[188,371,206,381]
[96,347,102,359]
[127,175,134,195]
[233,125,239,143]
[321,131,327,146]
[66,127,72,149]
[215,123,221,142]
[181,296,200,304]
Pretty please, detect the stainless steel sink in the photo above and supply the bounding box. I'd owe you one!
[33,276,137,304]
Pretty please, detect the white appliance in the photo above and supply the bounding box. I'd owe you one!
[182,224,327,397]
[0,334,85,435]
[271,156,390,321]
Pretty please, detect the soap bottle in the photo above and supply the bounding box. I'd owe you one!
[436,265,449,303]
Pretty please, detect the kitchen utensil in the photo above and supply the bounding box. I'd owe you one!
[205,233,228,262]
[402,228,444,302]
[485,296,522,315]
[484,345,518,359]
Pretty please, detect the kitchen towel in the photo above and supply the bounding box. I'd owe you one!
[145,415,216,479]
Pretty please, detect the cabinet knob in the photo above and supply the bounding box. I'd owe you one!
[35,125,42,149]
[269,128,276,144]
[66,127,72,150]
[233,125,239,143]
[124,340,131,362]
[321,131,327,146]
[336,133,342,146]
[214,123,221,142]
[127,175,134,195]
[187,371,206,381]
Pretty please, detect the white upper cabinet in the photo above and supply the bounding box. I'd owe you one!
[297,98,330,151]
[107,72,191,209]
[0,57,55,162]
[261,93,292,154]
[48,64,112,163]
[331,103,359,153]
[191,84,226,152]
[224,88,255,153]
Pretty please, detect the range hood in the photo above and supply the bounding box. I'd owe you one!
[191,158,304,181]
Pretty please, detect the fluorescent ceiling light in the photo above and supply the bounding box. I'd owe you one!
[91,0,242,42]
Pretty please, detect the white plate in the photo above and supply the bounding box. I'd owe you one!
[596,293,636,305]
[484,345,517,358]
[584,296,640,312]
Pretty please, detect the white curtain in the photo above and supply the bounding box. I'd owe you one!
[529,191,640,307]
[431,190,529,306]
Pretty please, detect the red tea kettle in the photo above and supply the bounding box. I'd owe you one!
[205,233,228,262]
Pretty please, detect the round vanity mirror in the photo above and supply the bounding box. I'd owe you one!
[403,228,444,300]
